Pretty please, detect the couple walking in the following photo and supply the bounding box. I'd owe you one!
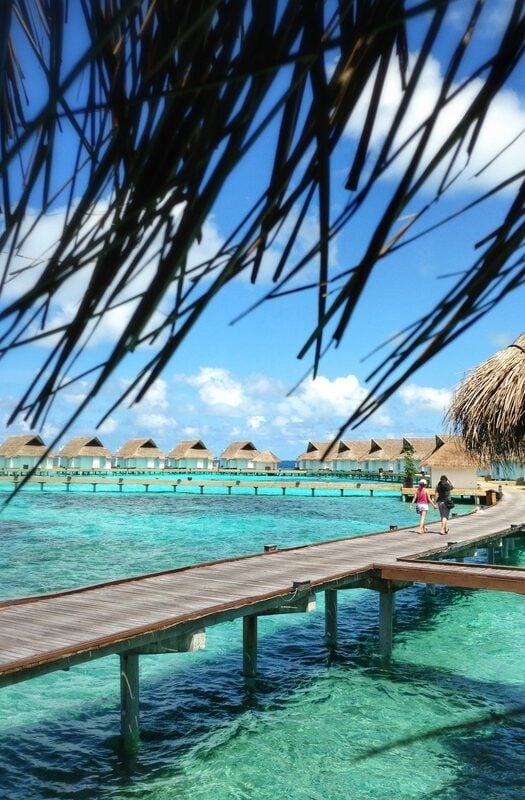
[411,475,454,535]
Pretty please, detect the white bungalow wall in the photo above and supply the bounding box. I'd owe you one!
[427,467,480,490]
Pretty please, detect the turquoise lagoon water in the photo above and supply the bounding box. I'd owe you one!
[0,492,524,800]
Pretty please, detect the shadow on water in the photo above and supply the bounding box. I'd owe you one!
[1,579,524,800]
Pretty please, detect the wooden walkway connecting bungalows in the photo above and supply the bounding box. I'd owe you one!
[1,490,525,752]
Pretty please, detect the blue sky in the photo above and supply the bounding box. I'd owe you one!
[1,2,524,460]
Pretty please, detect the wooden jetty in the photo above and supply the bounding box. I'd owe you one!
[0,472,490,500]
[1,490,524,752]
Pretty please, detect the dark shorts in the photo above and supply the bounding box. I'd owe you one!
[438,500,451,518]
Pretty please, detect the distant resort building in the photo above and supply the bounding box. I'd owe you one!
[58,436,112,470]
[297,436,444,473]
[330,440,371,471]
[220,441,259,469]
[115,438,164,470]
[361,438,404,472]
[296,441,339,470]
[0,434,54,470]
[167,440,214,470]
[253,449,281,471]
[420,437,486,489]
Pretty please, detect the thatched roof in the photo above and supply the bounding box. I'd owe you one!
[448,334,525,463]
[59,436,112,458]
[220,441,259,460]
[420,437,487,470]
[366,438,404,461]
[402,436,444,459]
[253,449,280,464]
[167,440,213,460]
[115,438,164,459]
[0,434,54,458]
[332,440,371,461]
[296,441,340,461]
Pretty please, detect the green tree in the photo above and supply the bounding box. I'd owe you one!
[401,444,417,488]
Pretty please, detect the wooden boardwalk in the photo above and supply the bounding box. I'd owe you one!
[1,489,525,750]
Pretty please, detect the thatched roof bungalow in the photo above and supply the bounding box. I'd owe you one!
[329,440,370,471]
[296,441,339,470]
[253,449,281,471]
[420,437,486,489]
[220,441,259,469]
[115,438,164,470]
[58,436,112,470]
[167,440,213,469]
[361,439,405,472]
[0,434,54,470]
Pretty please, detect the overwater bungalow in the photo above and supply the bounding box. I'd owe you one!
[167,440,214,470]
[330,440,371,472]
[420,436,486,489]
[361,438,404,473]
[115,438,165,470]
[0,434,54,470]
[58,436,113,470]
[296,441,339,470]
[401,436,443,473]
[253,449,281,471]
[220,441,259,469]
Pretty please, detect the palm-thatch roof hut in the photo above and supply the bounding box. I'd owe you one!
[0,434,55,470]
[115,438,165,470]
[330,440,371,471]
[253,449,281,471]
[167,440,213,469]
[420,437,487,489]
[448,334,525,465]
[296,441,339,470]
[220,441,259,469]
[58,436,113,469]
[362,439,405,472]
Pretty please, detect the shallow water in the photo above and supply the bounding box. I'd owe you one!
[0,493,523,800]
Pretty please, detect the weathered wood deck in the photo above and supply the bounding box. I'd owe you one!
[1,489,525,750]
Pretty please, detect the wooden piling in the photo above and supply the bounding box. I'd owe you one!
[120,653,140,753]
[325,589,338,648]
[242,616,257,678]
[379,587,395,662]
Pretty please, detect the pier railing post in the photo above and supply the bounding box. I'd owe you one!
[120,653,140,753]
[324,589,338,648]
[243,615,257,678]
[379,585,395,663]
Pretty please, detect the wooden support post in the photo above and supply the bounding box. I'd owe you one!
[199,485,204,494]
[325,589,338,648]
[143,483,149,493]
[254,486,258,495]
[242,615,257,678]
[91,482,97,492]
[120,653,140,753]
[228,485,232,495]
[39,481,45,491]
[379,587,395,663]
[311,488,315,497]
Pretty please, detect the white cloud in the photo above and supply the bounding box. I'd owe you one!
[181,367,248,412]
[98,416,118,435]
[134,411,177,432]
[280,374,369,420]
[398,383,452,413]
[140,378,169,410]
[345,52,525,192]
[247,415,266,431]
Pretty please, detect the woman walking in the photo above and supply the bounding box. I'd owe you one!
[411,479,437,534]
[435,474,454,535]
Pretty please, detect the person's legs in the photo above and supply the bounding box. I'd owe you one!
[419,508,427,534]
